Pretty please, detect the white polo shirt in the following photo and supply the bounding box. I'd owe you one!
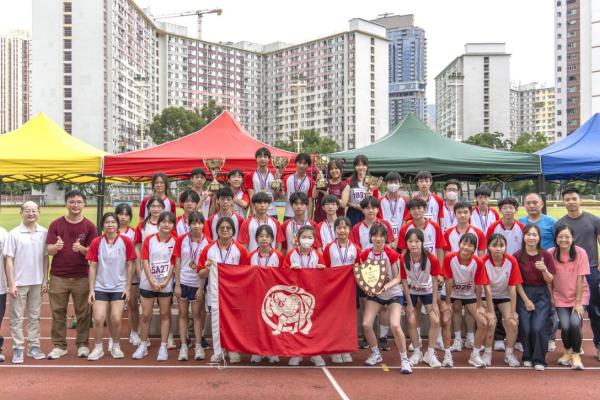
[87,234,136,292]
[174,233,209,287]
[283,174,315,218]
[2,223,48,287]
[140,233,177,293]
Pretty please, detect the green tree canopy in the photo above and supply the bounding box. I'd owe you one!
[511,132,548,153]
[274,129,340,154]
[463,132,512,150]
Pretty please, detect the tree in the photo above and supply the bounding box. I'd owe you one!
[463,132,512,150]
[274,129,340,154]
[511,132,548,153]
[198,99,223,123]
[146,107,205,145]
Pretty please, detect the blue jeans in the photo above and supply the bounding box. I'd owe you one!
[556,307,584,353]
[585,272,600,347]
[517,285,551,366]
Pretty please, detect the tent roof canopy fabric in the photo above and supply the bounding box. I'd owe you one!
[0,113,106,184]
[537,113,600,181]
[328,114,541,179]
[103,111,296,180]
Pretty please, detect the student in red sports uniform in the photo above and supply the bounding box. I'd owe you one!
[486,197,525,256]
[238,192,284,252]
[440,179,461,232]
[139,173,176,220]
[342,155,379,226]
[470,186,500,233]
[228,169,249,218]
[248,225,284,268]
[314,159,348,223]
[176,190,200,237]
[282,192,320,252]
[283,153,316,219]
[189,168,212,217]
[316,195,341,249]
[378,172,408,243]
[204,187,245,241]
[351,197,395,250]
[413,171,444,225]
[244,147,280,219]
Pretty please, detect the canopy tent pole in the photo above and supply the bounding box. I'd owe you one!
[536,174,547,215]
[0,177,3,211]
[96,176,106,235]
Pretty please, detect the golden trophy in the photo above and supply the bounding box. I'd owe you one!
[314,155,330,190]
[203,158,225,192]
[270,156,290,192]
[354,259,387,296]
[365,175,383,192]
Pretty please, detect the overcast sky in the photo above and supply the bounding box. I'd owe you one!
[2,0,555,102]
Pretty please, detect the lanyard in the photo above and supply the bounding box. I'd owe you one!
[335,240,349,264]
[445,203,456,225]
[218,241,234,263]
[292,219,307,238]
[299,250,314,268]
[258,249,274,267]
[477,208,489,231]
[294,174,308,192]
[409,254,423,281]
[256,169,269,191]
[325,222,335,243]
[387,196,399,217]
[188,234,202,265]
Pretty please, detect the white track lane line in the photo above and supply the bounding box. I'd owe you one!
[322,366,350,400]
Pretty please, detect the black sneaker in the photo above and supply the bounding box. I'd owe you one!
[201,336,211,349]
[379,336,390,351]
[359,338,370,349]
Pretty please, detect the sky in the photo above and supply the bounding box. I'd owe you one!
[1,0,555,103]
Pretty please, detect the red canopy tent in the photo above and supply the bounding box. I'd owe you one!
[103,111,297,180]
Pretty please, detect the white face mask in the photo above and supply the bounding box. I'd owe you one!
[387,183,400,193]
[445,191,458,201]
[299,238,314,249]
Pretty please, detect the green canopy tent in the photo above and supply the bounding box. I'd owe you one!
[328,114,541,180]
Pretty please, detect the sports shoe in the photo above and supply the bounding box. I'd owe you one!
[288,357,303,366]
[229,351,241,363]
[250,355,263,363]
[534,364,545,371]
[87,346,104,361]
[178,344,189,361]
[423,351,441,368]
[571,353,584,370]
[482,350,492,367]
[493,340,505,351]
[359,338,370,349]
[268,356,280,363]
[128,331,141,346]
[341,353,353,363]
[157,345,169,361]
[111,344,124,359]
[400,358,413,374]
[311,355,326,366]
[201,336,211,349]
[0,353,4,362]
[409,349,423,366]
[210,352,223,363]
[450,338,462,352]
[12,348,24,364]
[108,338,114,352]
[364,351,383,366]
[515,342,524,352]
[331,354,343,364]
[548,340,556,353]
[194,344,205,360]
[27,346,46,360]
[132,343,148,359]
[442,352,454,368]
[167,333,176,349]
[523,360,532,368]
[468,353,485,368]
[379,336,390,351]
[464,336,474,349]
[435,336,445,351]
[77,346,89,358]
[504,351,520,367]
[557,350,571,366]
[47,347,68,360]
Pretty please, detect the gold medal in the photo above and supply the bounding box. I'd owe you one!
[190,262,197,270]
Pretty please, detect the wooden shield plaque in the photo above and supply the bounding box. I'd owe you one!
[354,259,387,295]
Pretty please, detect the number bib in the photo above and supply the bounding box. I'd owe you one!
[151,261,169,280]
[453,282,473,295]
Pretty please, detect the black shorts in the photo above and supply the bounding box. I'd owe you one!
[367,295,403,306]
[140,288,173,299]
[94,291,124,302]
[409,293,433,306]
[451,297,477,305]
[178,284,201,302]
[492,298,510,305]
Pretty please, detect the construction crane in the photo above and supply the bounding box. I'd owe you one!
[155,9,223,40]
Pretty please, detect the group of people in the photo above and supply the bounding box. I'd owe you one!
[0,148,599,375]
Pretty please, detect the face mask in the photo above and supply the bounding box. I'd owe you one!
[445,191,458,201]
[387,183,400,193]
[299,238,314,249]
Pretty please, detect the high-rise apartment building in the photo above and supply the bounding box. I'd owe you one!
[513,83,556,143]
[371,14,427,129]
[32,0,389,152]
[555,0,600,138]
[0,30,30,133]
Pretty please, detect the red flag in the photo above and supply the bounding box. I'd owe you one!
[217,264,357,357]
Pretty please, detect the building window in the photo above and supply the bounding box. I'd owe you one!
[64,51,71,61]
[64,2,72,12]
[64,88,72,98]
[371,38,375,45]
[64,75,72,85]
[64,39,71,49]
[64,63,72,73]
[64,14,72,24]
[64,27,72,36]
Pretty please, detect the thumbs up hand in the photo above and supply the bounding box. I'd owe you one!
[55,236,64,251]
[72,238,83,253]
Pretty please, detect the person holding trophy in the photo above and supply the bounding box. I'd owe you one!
[342,155,380,226]
[283,153,316,220]
[245,147,284,219]
[314,159,348,223]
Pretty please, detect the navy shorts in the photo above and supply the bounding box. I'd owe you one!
[367,295,403,306]
[409,293,433,306]
[179,284,201,302]
[95,291,124,302]
[492,298,510,305]
[451,297,477,306]
[140,289,172,299]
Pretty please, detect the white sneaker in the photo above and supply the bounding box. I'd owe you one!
[129,331,141,346]
[464,337,474,349]
[493,340,505,351]
[468,353,485,368]
[534,364,545,371]
[341,353,353,363]
[87,347,104,361]
[268,356,280,364]
[157,346,169,361]
[111,344,124,359]
[331,354,343,364]
[515,342,524,352]
[229,352,241,363]
[167,333,176,349]
[250,355,263,363]
[450,338,463,352]
[311,355,325,366]
[210,352,223,363]
[435,336,445,351]
[47,347,68,360]
[288,357,303,366]
[178,344,189,361]
[409,349,423,366]
[442,352,454,368]
[194,345,205,360]
[482,351,492,367]
[504,351,520,367]
[132,343,148,359]
[548,340,556,353]
[523,360,533,368]
[108,338,114,352]
[77,346,89,358]
[423,351,442,368]
[400,358,413,374]
[27,346,46,360]
[365,351,383,366]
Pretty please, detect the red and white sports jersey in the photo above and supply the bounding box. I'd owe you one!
[203,211,245,241]
[238,215,285,252]
[440,202,457,232]
[134,220,159,245]
[249,248,284,267]
[283,173,315,218]
[139,196,176,220]
[120,226,136,243]
[443,252,488,299]
[175,215,191,237]
[358,247,402,300]
[443,225,487,253]
[486,220,525,256]
[140,233,176,293]
[87,234,136,292]
[398,219,446,253]
[173,233,209,287]
[470,207,500,233]
[400,252,441,295]
[283,248,326,269]
[281,219,320,251]
[189,189,212,217]
[482,254,522,299]
[198,240,249,269]
[323,240,360,267]
[316,220,337,249]
[350,219,395,250]
[346,179,380,207]
[378,194,409,239]
[413,192,445,224]
[232,189,250,218]
[244,169,277,216]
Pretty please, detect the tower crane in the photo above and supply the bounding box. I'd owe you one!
[155,9,223,40]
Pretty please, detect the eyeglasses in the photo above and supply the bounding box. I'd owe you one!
[67,201,84,205]
[218,226,233,231]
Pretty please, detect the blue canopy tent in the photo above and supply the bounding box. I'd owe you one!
[537,113,600,181]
